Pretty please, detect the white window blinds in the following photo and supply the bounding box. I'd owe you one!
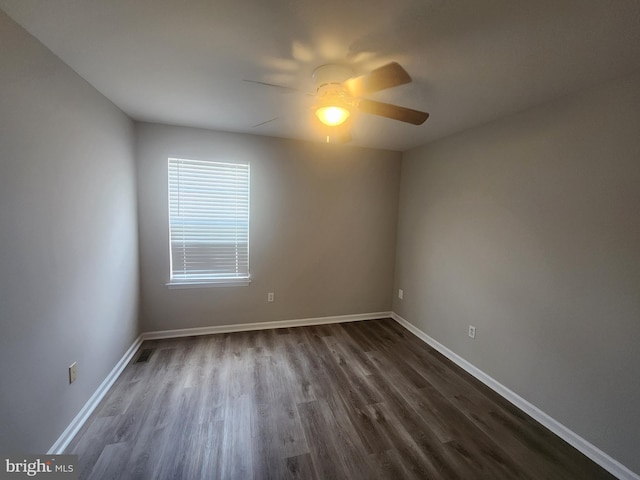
[168,158,250,285]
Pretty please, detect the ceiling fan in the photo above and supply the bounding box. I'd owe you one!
[246,62,429,142]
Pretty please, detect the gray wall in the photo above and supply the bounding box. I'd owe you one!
[393,71,640,473]
[0,11,140,453]
[136,123,401,332]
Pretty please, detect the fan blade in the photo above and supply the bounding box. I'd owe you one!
[357,99,429,125]
[252,117,280,128]
[345,62,412,97]
[243,79,313,95]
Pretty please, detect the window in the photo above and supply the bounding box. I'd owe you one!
[168,157,250,286]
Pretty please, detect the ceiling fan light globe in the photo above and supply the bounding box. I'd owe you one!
[316,106,350,126]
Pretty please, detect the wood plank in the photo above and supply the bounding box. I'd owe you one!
[65,319,617,480]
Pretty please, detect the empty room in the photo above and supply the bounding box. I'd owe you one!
[1,1,639,479]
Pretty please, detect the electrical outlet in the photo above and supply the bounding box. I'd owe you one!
[69,362,77,384]
[267,292,274,302]
[398,289,403,300]
[468,325,476,339]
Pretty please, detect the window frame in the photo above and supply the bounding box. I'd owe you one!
[166,156,250,288]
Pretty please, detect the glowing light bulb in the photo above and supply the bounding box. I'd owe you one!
[315,106,350,126]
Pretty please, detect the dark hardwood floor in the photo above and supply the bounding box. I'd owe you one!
[66,319,616,479]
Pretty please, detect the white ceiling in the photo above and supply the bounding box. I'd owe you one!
[2,0,640,151]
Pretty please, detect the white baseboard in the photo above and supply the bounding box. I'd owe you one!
[142,311,392,340]
[391,312,639,480]
[48,335,143,454]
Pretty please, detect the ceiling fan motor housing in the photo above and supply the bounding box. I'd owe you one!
[312,64,353,89]
[313,65,356,115]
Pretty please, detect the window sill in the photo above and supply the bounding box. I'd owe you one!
[166,279,251,289]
